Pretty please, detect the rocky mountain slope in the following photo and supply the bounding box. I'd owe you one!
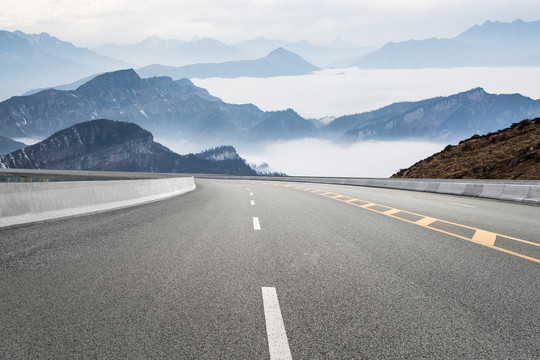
[326,88,540,143]
[0,69,319,146]
[0,119,257,175]
[392,118,540,180]
[136,48,320,79]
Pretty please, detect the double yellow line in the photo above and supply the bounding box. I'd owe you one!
[267,183,540,264]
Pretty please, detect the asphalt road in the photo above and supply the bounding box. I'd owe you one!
[1,179,539,359]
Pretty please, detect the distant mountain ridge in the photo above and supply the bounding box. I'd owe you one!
[326,88,540,143]
[137,48,320,79]
[0,30,130,101]
[23,48,319,94]
[351,19,540,68]
[93,36,374,68]
[0,119,257,175]
[0,136,26,155]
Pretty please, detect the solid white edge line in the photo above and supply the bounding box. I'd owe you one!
[253,217,261,230]
[261,287,293,360]
[251,200,255,206]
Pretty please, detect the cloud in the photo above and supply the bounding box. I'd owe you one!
[157,135,445,178]
[236,138,445,178]
[193,67,540,119]
[3,1,540,47]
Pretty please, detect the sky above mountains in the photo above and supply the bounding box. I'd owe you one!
[3,0,540,47]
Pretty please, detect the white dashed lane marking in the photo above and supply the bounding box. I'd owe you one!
[261,287,293,360]
[253,217,261,230]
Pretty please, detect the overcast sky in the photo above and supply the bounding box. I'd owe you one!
[3,0,540,47]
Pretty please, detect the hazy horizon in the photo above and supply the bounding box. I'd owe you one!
[3,1,540,48]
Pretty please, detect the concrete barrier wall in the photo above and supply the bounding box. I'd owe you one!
[0,177,195,229]
[197,174,540,205]
[1,171,537,231]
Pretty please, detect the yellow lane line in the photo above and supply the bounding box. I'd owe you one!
[268,182,539,264]
[332,195,351,200]
[383,209,401,216]
[320,192,337,196]
[472,230,497,247]
[359,203,376,209]
[416,217,437,227]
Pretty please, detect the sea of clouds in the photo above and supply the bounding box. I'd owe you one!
[170,67,540,177]
[193,67,540,119]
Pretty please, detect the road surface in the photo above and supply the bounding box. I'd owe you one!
[1,179,539,359]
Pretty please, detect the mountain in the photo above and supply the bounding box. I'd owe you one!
[0,136,25,155]
[0,69,316,146]
[4,68,539,149]
[0,119,257,175]
[93,37,243,67]
[392,118,540,180]
[194,145,242,161]
[136,48,320,79]
[324,88,540,143]
[22,74,103,96]
[231,37,374,68]
[351,19,540,68]
[0,30,131,101]
[92,36,374,68]
[249,109,318,140]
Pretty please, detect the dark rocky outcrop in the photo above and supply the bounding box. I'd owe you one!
[392,118,540,180]
[0,119,257,175]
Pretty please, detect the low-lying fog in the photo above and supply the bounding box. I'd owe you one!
[239,139,445,178]
[159,138,445,178]
[193,67,540,119]
[185,67,540,177]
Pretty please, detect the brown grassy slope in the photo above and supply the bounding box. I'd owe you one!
[391,118,540,180]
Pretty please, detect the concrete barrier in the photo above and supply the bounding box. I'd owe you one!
[2,169,537,230]
[499,184,539,204]
[478,184,505,200]
[196,174,540,205]
[0,177,195,229]
[524,186,540,205]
